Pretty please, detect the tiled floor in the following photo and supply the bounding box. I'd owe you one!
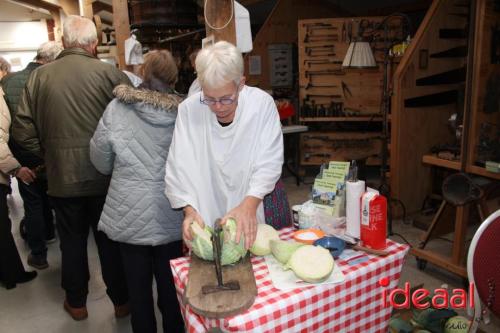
[0,176,498,332]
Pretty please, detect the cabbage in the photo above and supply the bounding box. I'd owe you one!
[286,245,334,283]
[444,316,470,333]
[250,224,280,256]
[190,222,214,261]
[220,218,247,265]
[270,240,304,264]
[189,218,246,265]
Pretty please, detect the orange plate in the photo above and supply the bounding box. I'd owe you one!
[293,229,326,245]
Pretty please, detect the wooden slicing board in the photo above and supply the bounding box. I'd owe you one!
[183,254,257,319]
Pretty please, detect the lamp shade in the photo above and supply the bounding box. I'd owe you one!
[342,41,377,68]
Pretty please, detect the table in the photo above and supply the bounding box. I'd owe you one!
[171,228,409,333]
[282,125,308,185]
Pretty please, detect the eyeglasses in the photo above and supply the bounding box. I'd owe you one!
[200,88,239,106]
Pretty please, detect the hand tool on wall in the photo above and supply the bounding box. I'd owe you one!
[303,135,333,142]
[302,22,336,28]
[304,34,339,43]
[304,59,342,67]
[305,45,335,56]
[303,144,324,150]
[304,152,331,162]
[341,21,346,42]
[305,69,345,77]
[304,82,338,89]
[341,81,353,99]
[304,94,342,103]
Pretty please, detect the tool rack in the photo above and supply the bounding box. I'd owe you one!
[298,16,399,168]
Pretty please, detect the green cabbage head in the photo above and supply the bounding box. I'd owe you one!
[189,218,246,266]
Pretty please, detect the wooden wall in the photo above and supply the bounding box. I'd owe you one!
[244,0,349,89]
[390,0,469,213]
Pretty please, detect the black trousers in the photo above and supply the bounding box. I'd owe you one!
[18,178,54,257]
[0,185,28,285]
[50,196,128,308]
[120,241,184,333]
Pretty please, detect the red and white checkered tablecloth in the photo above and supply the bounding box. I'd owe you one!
[170,227,409,333]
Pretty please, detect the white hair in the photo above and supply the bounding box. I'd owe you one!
[63,15,98,48]
[195,41,243,89]
[36,41,63,62]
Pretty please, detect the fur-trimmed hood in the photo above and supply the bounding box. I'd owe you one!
[112,84,183,125]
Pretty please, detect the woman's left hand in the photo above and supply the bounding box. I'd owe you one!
[222,196,261,250]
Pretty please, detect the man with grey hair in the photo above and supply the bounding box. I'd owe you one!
[12,15,130,321]
[2,41,63,273]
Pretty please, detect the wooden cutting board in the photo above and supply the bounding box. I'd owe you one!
[184,254,257,319]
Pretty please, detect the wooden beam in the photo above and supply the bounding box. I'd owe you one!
[81,0,93,18]
[112,0,131,70]
[10,0,60,12]
[92,0,113,14]
[204,0,236,45]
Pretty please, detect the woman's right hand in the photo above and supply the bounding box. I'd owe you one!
[182,206,204,247]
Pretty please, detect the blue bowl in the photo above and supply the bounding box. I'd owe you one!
[313,236,346,258]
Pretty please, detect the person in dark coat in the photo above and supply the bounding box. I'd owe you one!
[12,15,130,321]
[2,41,63,270]
[0,86,37,289]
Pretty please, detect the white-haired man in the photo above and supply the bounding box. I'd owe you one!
[2,41,63,271]
[12,15,130,321]
[165,41,284,250]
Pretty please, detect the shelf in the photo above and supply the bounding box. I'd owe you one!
[467,165,500,180]
[422,155,461,170]
[422,156,500,180]
[300,116,383,122]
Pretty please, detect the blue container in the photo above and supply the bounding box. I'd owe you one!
[314,236,346,258]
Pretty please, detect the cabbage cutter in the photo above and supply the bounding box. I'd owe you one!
[183,219,257,318]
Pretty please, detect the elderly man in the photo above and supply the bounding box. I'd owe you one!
[12,16,130,321]
[2,41,63,270]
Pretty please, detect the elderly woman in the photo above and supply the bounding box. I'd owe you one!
[165,41,284,249]
[0,56,10,80]
[90,50,184,333]
[0,86,37,289]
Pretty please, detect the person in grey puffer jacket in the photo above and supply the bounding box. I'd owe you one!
[90,50,184,333]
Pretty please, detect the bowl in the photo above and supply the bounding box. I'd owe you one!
[313,236,346,258]
[292,229,326,245]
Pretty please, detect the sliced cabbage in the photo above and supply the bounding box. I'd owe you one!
[190,222,214,261]
[286,245,334,283]
[270,240,304,264]
[250,224,280,256]
[220,218,247,265]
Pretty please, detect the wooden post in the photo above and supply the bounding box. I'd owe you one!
[111,0,131,70]
[204,0,236,45]
[80,0,94,18]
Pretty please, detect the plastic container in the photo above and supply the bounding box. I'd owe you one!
[293,229,325,245]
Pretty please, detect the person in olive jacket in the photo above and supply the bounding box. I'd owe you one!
[11,15,130,321]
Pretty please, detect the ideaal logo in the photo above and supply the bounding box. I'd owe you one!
[379,277,475,309]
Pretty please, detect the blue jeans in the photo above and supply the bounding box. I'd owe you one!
[17,178,54,257]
